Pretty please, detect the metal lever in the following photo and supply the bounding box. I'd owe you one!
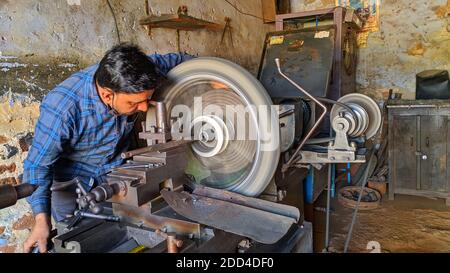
[275,58,328,173]
[75,210,120,222]
[50,178,78,192]
[51,178,103,214]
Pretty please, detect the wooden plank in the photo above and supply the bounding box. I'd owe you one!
[261,0,276,23]
[139,14,222,30]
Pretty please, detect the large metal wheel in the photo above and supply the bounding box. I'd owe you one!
[148,57,280,197]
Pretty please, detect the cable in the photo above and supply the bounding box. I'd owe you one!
[343,147,377,253]
[106,0,121,43]
[315,97,356,119]
[224,0,265,21]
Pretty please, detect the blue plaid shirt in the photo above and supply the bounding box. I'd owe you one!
[24,53,193,215]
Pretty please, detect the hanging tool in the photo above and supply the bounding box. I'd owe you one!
[175,6,189,52]
[144,0,152,36]
[220,17,233,47]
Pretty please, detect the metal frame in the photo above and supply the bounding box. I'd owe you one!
[275,7,361,100]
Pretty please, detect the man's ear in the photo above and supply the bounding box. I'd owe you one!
[99,87,114,104]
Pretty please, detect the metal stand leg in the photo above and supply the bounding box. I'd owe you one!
[331,164,336,198]
[324,164,332,251]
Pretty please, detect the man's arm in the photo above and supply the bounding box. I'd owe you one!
[148,52,195,75]
[23,90,73,252]
[148,53,225,90]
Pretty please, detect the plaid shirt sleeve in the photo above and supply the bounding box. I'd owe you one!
[24,89,75,216]
[148,52,195,75]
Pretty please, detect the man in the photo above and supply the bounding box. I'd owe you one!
[23,43,193,252]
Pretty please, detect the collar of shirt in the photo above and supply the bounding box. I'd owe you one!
[81,64,111,115]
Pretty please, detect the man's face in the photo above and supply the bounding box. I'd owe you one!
[107,90,153,116]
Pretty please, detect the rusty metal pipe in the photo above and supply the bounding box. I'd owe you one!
[166,233,183,253]
[275,58,328,173]
[0,184,37,209]
[156,230,184,253]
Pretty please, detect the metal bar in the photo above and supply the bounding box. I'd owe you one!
[275,58,328,173]
[77,211,120,222]
[121,140,195,159]
[333,7,343,99]
[386,104,436,109]
[416,116,421,190]
[324,163,332,250]
[331,163,336,198]
[275,7,337,21]
[343,148,376,253]
[112,203,201,237]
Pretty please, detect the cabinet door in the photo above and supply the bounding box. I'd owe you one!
[392,115,417,190]
[420,115,448,192]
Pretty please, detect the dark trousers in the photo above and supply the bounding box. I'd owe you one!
[50,185,78,222]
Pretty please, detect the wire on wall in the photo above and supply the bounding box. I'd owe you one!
[106,0,122,43]
[223,0,265,21]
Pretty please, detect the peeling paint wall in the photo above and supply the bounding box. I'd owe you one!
[1,0,272,100]
[290,0,450,99]
[0,0,273,252]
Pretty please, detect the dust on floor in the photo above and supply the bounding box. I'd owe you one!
[315,194,450,253]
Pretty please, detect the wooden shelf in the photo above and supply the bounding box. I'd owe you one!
[139,14,223,31]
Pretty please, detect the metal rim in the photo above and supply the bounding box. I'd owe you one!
[330,93,382,139]
[151,57,280,197]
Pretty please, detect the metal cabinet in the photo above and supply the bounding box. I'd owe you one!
[388,100,450,204]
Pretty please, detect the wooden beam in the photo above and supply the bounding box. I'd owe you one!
[261,0,276,23]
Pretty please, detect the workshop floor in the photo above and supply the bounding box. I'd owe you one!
[311,190,450,253]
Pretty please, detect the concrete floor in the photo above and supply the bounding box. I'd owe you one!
[310,188,450,253]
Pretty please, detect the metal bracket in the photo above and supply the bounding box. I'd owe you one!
[295,150,365,165]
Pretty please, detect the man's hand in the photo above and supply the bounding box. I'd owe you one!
[23,213,51,253]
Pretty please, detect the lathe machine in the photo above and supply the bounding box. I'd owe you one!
[45,54,381,253]
[0,22,381,252]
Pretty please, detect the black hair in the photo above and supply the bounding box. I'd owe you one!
[94,43,165,93]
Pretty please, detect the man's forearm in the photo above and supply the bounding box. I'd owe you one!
[35,213,51,225]
[23,161,53,215]
[148,52,195,75]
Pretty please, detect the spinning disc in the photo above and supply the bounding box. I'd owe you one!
[330,93,382,139]
[148,58,280,197]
